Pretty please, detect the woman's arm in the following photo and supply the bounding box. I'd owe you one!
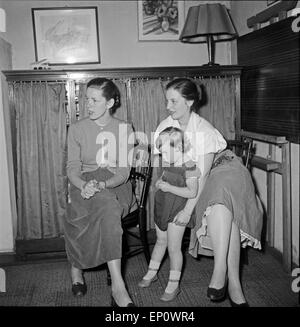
[67,126,87,191]
[101,123,135,189]
[172,153,215,225]
[157,177,198,198]
[101,168,129,189]
[183,153,214,214]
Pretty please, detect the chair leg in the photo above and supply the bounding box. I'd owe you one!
[241,247,249,265]
[138,208,150,264]
[106,264,111,286]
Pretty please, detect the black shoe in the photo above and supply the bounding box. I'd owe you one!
[229,297,249,307]
[207,283,227,302]
[111,295,136,307]
[72,282,87,297]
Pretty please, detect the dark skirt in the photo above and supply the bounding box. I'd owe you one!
[154,166,196,231]
[63,168,135,270]
[189,150,263,257]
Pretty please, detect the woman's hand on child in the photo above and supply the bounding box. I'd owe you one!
[173,209,191,226]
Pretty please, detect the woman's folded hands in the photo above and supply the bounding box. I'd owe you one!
[80,179,105,199]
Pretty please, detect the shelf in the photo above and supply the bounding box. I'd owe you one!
[251,155,282,173]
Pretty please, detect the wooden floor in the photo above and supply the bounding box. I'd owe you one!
[0,241,299,308]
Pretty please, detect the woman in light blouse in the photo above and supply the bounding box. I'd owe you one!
[151,78,263,306]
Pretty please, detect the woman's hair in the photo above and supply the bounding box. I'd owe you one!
[166,78,202,113]
[156,127,191,153]
[86,78,121,115]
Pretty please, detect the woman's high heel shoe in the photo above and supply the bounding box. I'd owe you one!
[207,281,227,302]
[72,281,87,297]
[228,296,249,307]
[111,295,136,307]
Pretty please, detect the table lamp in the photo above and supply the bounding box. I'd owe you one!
[180,3,238,66]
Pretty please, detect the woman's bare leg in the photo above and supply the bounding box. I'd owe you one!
[227,221,246,303]
[108,258,133,307]
[71,265,84,284]
[207,204,232,289]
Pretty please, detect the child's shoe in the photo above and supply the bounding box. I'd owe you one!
[160,285,181,302]
[138,268,158,288]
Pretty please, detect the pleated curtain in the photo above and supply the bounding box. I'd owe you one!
[12,82,67,239]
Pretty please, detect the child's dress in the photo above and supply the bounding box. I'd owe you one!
[154,160,200,231]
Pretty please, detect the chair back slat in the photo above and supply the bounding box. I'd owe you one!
[130,144,152,208]
[227,138,254,169]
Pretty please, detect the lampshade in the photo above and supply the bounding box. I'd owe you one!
[180,4,237,43]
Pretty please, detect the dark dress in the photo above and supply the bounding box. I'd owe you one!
[154,162,199,231]
[64,168,135,270]
[63,117,136,270]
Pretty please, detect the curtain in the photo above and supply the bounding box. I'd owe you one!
[196,76,236,140]
[13,82,67,240]
[78,83,88,119]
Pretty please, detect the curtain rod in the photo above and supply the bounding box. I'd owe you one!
[9,80,67,84]
[8,75,237,84]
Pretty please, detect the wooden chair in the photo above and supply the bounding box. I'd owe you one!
[106,143,152,285]
[226,138,254,170]
[122,143,152,263]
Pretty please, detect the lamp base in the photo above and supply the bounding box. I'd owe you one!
[202,62,220,68]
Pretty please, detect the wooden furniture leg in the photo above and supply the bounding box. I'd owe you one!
[267,144,276,247]
[281,142,292,272]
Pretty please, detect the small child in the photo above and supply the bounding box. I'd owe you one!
[138,127,201,301]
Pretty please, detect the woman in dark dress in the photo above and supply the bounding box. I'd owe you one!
[64,78,136,307]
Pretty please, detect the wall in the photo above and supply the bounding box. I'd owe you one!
[0,0,231,70]
[230,0,300,265]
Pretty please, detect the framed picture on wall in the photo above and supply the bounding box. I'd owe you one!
[32,7,101,65]
[138,0,185,41]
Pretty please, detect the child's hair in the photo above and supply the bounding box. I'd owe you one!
[156,127,191,153]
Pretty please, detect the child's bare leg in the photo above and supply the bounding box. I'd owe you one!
[165,222,186,293]
[142,224,167,280]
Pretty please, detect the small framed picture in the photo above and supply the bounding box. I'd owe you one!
[138,0,185,41]
[267,0,280,6]
[32,7,100,65]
